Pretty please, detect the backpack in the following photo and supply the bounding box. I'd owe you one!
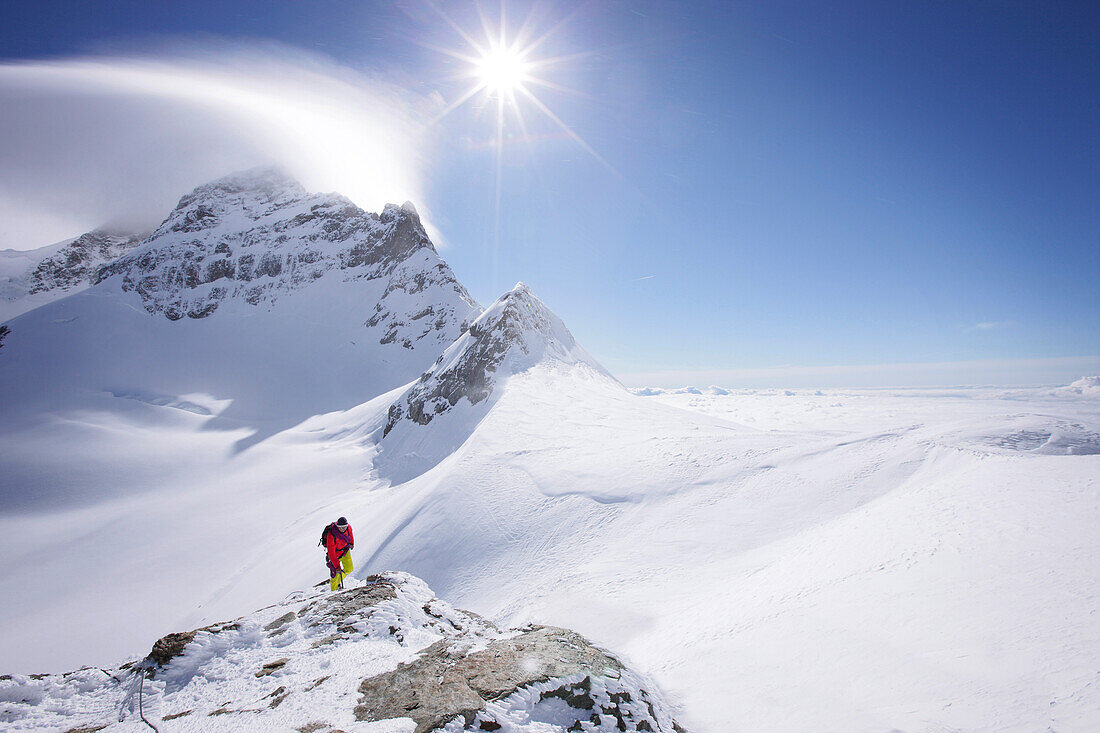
[318,523,334,548]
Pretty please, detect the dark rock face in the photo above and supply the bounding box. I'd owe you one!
[95,169,479,349]
[148,631,197,668]
[25,229,144,295]
[146,619,241,674]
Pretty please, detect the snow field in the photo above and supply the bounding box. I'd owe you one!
[352,369,1100,731]
[1,349,1096,731]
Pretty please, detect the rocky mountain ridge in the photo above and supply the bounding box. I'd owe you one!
[0,229,145,322]
[95,167,480,350]
[372,282,617,481]
[28,229,146,294]
[385,283,613,437]
[0,572,684,732]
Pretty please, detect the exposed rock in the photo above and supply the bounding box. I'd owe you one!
[26,229,145,296]
[264,611,297,632]
[355,625,627,732]
[1,228,145,321]
[95,168,479,351]
[1,572,683,732]
[376,283,618,482]
[353,621,682,732]
[255,658,289,677]
[268,685,290,707]
[147,619,240,672]
[297,723,330,733]
[299,578,398,628]
[148,631,197,668]
[383,283,609,439]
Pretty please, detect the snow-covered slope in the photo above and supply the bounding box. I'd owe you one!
[378,282,617,481]
[0,229,145,322]
[1,169,1098,732]
[0,168,480,439]
[1,572,684,732]
[0,169,487,680]
[315,378,1100,733]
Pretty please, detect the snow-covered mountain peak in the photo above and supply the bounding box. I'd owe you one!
[386,283,610,432]
[469,282,566,354]
[164,166,308,227]
[93,169,479,345]
[26,228,146,292]
[458,282,610,376]
[377,283,614,480]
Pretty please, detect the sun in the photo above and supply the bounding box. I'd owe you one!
[420,2,617,289]
[475,44,531,97]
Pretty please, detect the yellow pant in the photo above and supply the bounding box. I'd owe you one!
[330,553,353,591]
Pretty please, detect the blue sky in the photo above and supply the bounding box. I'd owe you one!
[1,1,1097,386]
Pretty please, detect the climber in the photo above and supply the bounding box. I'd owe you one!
[321,516,354,590]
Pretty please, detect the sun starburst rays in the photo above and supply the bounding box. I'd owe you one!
[475,43,531,95]
[418,2,617,289]
[422,3,608,165]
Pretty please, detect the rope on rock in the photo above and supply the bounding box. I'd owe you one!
[118,662,159,731]
[135,663,160,732]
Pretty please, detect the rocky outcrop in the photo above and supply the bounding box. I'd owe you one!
[374,283,618,482]
[95,168,480,350]
[26,229,145,295]
[1,229,145,322]
[0,572,684,732]
[384,283,610,438]
[356,625,674,733]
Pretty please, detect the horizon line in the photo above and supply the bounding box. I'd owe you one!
[616,354,1100,390]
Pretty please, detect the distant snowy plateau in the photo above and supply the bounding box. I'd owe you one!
[0,169,1097,732]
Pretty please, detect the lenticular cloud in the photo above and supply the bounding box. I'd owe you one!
[0,43,435,250]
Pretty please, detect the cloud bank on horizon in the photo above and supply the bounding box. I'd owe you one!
[0,42,439,250]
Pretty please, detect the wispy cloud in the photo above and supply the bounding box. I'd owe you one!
[634,274,655,281]
[0,42,438,250]
[966,320,1016,332]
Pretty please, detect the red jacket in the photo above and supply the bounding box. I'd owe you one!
[325,524,354,570]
